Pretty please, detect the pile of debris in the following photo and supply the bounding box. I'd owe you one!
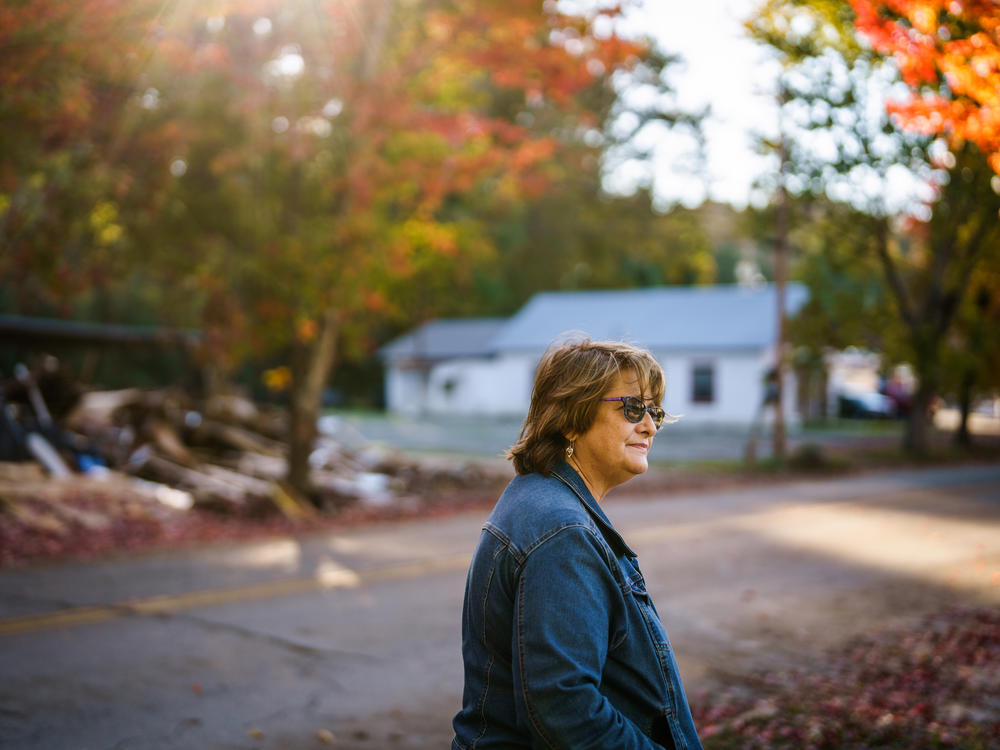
[0,360,509,565]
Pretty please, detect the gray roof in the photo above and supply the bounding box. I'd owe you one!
[380,318,507,362]
[489,283,808,353]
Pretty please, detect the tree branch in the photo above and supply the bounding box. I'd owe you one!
[871,216,918,334]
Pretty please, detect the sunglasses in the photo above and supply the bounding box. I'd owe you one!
[602,396,666,430]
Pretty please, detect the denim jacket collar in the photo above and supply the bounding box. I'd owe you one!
[550,459,638,559]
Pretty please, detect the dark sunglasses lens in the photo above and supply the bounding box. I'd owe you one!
[622,397,645,423]
[620,397,665,427]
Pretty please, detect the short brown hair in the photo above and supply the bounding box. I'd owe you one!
[507,336,666,476]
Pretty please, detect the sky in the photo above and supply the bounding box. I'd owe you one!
[611,0,782,210]
[610,0,935,214]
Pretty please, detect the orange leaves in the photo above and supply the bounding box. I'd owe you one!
[364,290,390,314]
[262,365,292,392]
[0,0,148,146]
[193,42,231,69]
[436,1,641,109]
[512,137,558,171]
[852,0,1000,172]
[296,318,319,343]
[908,1,939,34]
[392,219,461,266]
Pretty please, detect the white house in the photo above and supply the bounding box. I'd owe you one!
[380,283,809,426]
[380,318,509,416]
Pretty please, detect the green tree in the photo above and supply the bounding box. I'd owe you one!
[479,181,718,311]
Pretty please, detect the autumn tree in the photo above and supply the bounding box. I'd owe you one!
[851,0,1000,442]
[0,1,175,320]
[177,1,672,495]
[747,0,1000,454]
[852,0,1000,174]
[2,0,692,497]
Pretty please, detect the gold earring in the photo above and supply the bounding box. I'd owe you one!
[565,442,574,459]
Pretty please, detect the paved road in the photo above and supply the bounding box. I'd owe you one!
[1,464,998,749]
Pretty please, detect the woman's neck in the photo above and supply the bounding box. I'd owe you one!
[568,456,606,502]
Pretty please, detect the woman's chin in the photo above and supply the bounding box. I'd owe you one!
[626,456,649,476]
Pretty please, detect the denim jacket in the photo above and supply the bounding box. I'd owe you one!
[452,461,703,750]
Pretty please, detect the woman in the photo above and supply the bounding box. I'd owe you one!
[452,337,703,749]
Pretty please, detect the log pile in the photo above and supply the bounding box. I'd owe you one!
[0,362,509,563]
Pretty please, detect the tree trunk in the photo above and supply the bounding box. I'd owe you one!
[772,95,789,462]
[904,381,935,456]
[954,369,974,447]
[287,307,339,499]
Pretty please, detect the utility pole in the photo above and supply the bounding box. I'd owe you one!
[772,83,789,462]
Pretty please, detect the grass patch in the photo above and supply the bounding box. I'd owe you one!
[651,449,851,477]
[649,458,745,473]
[801,419,905,436]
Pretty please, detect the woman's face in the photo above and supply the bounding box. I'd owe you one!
[568,369,658,501]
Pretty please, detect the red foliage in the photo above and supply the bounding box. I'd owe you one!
[852,0,1000,173]
[693,608,1000,749]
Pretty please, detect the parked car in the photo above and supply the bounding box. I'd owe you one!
[837,388,896,419]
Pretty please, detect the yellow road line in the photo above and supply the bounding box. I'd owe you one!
[0,605,123,635]
[0,553,470,638]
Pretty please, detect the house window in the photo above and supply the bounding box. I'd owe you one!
[692,363,715,403]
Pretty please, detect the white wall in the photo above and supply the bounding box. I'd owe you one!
[388,349,801,426]
[423,353,537,417]
[660,350,757,423]
[385,367,429,415]
[659,349,800,426]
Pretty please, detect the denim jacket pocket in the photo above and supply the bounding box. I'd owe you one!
[623,570,704,750]
[626,576,669,648]
[622,568,679,709]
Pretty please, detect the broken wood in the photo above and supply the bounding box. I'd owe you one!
[145,418,199,468]
[3,365,510,538]
[190,418,285,456]
[139,455,250,509]
[203,392,260,426]
[270,481,318,520]
[64,388,144,432]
